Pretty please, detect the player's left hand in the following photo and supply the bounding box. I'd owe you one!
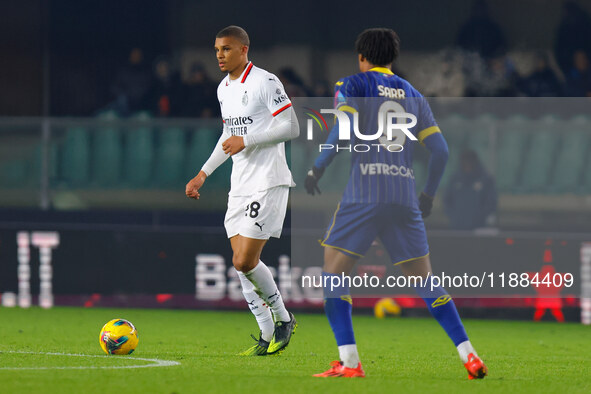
[186,171,207,200]
[304,166,325,195]
[418,192,434,218]
[222,136,245,155]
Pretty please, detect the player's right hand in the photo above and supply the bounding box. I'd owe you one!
[418,192,434,218]
[304,166,325,195]
[186,171,207,200]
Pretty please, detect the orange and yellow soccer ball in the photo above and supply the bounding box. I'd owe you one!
[99,319,139,355]
[374,298,402,319]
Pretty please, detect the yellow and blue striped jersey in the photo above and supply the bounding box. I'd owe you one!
[314,67,441,206]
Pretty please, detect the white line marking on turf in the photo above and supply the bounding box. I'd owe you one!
[0,351,181,370]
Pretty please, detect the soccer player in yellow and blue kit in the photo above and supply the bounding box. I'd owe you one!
[306,28,488,379]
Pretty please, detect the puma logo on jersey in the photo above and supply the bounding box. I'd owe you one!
[254,222,264,231]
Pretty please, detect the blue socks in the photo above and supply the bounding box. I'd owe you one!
[322,271,356,346]
[415,277,469,346]
[322,272,468,349]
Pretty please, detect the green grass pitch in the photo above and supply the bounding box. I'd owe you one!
[0,307,589,393]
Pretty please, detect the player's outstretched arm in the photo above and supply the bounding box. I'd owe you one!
[304,117,344,195]
[187,132,230,199]
[420,132,449,217]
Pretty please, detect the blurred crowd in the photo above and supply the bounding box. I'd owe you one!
[101,1,591,118]
[433,0,591,98]
[103,47,331,118]
[105,48,219,118]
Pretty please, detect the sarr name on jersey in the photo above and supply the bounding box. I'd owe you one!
[377,85,406,99]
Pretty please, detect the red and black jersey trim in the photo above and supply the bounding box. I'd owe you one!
[240,62,254,83]
[272,103,292,117]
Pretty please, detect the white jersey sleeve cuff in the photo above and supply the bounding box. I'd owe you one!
[243,107,300,147]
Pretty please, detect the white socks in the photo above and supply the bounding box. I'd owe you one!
[337,340,475,367]
[236,270,274,342]
[245,260,290,322]
[456,340,477,363]
[337,340,474,368]
[338,344,360,368]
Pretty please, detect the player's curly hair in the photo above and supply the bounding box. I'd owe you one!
[216,25,250,46]
[355,28,400,66]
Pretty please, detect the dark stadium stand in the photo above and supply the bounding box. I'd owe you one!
[550,115,590,193]
[154,126,185,187]
[1,111,590,231]
[496,115,529,192]
[124,111,154,188]
[519,115,561,193]
[92,111,122,186]
[61,126,90,186]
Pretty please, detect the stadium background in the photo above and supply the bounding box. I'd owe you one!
[1,0,591,322]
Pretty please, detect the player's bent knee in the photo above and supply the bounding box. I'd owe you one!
[399,256,432,279]
[323,247,358,275]
[232,254,258,272]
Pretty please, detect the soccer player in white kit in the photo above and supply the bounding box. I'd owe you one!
[186,26,299,355]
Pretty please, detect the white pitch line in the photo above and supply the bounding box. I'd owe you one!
[0,351,181,370]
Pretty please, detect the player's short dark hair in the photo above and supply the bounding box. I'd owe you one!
[216,25,250,46]
[355,28,400,66]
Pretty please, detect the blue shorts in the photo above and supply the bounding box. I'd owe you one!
[320,203,429,265]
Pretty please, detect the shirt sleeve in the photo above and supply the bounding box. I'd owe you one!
[260,74,293,117]
[334,77,359,114]
[415,96,441,144]
[200,129,231,176]
[314,78,357,169]
[422,130,449,197]
[243,106,300,146]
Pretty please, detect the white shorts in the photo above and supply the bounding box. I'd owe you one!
[224,186,289,240]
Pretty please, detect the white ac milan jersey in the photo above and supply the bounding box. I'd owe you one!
[217,62,295,196]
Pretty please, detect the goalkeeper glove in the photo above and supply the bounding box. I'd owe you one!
[418,192,434,218]
[305,166,325,195]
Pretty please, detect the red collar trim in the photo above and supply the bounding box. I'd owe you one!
[241,62,253,83]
